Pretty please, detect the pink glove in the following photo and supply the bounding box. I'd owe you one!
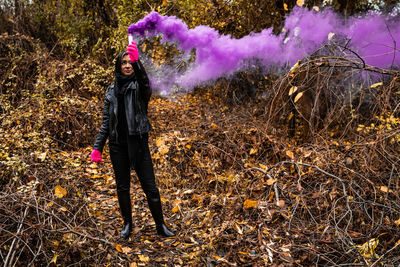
[90,149,103,163]
[127,41,139,63]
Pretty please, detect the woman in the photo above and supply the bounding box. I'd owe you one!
[90,41,175,239]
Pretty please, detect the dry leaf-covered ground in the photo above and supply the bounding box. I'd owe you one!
[1,77,399,266]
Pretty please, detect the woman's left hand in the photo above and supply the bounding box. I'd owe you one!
[90,149,103,162]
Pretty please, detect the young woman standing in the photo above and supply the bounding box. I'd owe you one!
[90,41,175,239]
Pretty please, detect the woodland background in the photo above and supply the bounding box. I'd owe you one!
[1,0,399,266]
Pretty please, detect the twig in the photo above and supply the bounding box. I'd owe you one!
[370,240,400,267]
[20,200,112,245]
[385,23,397,70]
[4,206,28,267]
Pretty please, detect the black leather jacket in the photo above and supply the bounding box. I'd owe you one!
[93,60,152,152]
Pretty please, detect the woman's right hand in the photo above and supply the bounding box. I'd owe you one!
[127,41,139,63]
[90,149,103,162]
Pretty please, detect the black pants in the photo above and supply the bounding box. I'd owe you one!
[109,134,160,199]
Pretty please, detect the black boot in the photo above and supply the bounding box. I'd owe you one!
[147,196,175,237]
[117,190,132,240]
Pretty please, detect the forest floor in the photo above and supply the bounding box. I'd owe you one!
[1,85,399,266]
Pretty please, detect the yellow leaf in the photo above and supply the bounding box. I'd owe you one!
[313,6,320,11]
[160,146,169,155]
[115,244,123,253]
[122,246,132,253]
[235,223,243,234]
[55,186,67,198]
[156,138,165,147]
[296,0,304,7]
[328,32,335,40]
[59,206,67,212]
[162,0,167,5]
[370,82,383,88]
[50,254,59,264]
[356,238,379,258]
[259,163,268,170]
[212,255,221,260]
[211,123,218,128]
[171,205,180,213]
[185,144,191,149]
[290,59,302,72]
[38,151,47,162]
[244,199,258,209]
[294,92,304,103]
[283,3,288,11]
[288,86,298,96]
[48,201,54,207]
[171,199,181,213]
[138,254,149,262]
[394,218,400,226]
[249,148,258,155]
[286,150,294,159]
[266,178,277,185]
[380,186,393,193]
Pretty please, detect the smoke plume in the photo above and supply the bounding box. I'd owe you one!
[128,7,400,94]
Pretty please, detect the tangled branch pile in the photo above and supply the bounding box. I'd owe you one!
[267,41,399,140]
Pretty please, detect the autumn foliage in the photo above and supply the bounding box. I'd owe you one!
[1,0,400,266]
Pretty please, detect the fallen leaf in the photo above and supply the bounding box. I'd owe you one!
[356,238,379,258]
[380,186,393,193]
[266,178,277,185]
[115,244,123,253]
[286,150,294,159]
[294,92,304,103]
[288,86,298,96]
[370,82,383,88]
[155,138,165,147]
[50,254,58,264]
[38,151,47,162]
[283,3,288,11]
[122,246,132,253]
[250,148,258,155]
[244,199,258,209]
[55,186,67,198]
[138,254,149,262]
[171,199,181,213]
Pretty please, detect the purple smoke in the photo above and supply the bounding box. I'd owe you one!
[128,7,400,93]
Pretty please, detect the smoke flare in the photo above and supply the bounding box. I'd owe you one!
[128,7,400,93]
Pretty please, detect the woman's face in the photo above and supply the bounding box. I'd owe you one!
[121,55,134,76]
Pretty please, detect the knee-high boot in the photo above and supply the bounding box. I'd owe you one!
[147,196,175,237]
[117,190,132,240]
